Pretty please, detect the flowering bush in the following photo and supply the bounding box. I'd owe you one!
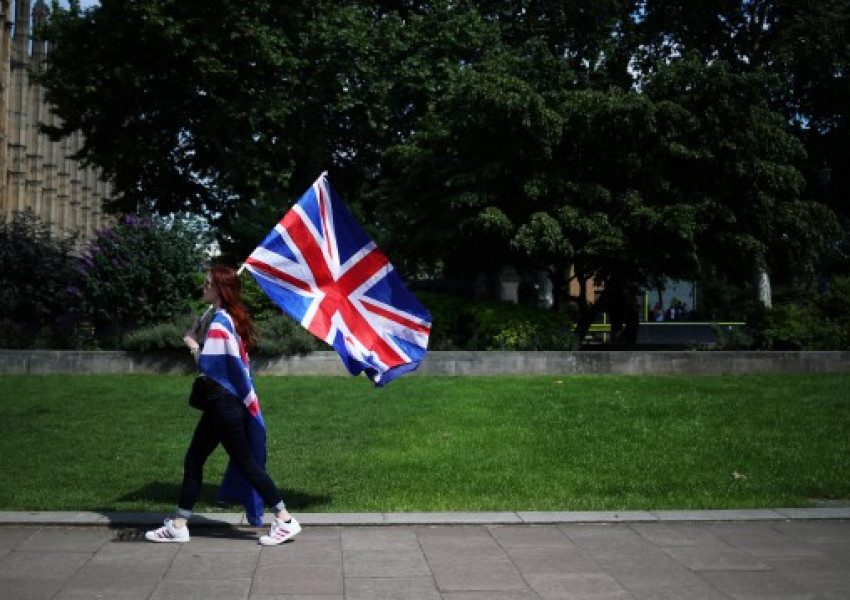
[79,215,207,347]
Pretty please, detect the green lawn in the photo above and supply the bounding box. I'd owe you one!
[1,374,848,513]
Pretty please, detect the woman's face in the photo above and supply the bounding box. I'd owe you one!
[202,274,219,304]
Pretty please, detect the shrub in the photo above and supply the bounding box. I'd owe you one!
[122,315,196,352]
[253,313,324,356]
[419,292,577,350]
[748,275,850,350]
[0,210,82,348]
[123,311,323,356]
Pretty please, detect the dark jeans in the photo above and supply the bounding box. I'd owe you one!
[178,380,282,513]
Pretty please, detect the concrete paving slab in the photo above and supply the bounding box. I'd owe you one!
[699,569,815,599]
[441,592,538,600]
[0,577,65,600]
[0,527,36,548]
[252,561,345,596]
[587,545,710,590]
[165,550,258,581]
[60,561,168,599]
[427,557,530,594]
[258,532,341,567]
[632,522,727,547]
[487,524,576,547]
[703,522,826,558]
[418,527,528,592]
[149,578,252,600]
[658,544,772,571]
[499,544,605,575]
[342,528,431,578]
[17,526,111,552]
[344,576,441,600]
[524,571,632,599]
[762,554,850,593]
[0,549,91,580]
[560,522,656,551]
[250,595,341,600]
[629,586,734,599]
[772,519,850,544]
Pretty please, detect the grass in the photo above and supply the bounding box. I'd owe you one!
[0,374,848,513]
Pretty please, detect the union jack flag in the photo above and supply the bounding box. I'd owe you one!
[244,172,432,385]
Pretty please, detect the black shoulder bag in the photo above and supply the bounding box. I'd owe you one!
[188,376,209,411]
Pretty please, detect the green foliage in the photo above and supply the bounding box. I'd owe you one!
[122,315,195,352]
[123,271,323,355]
[239,271,282,320]
[122,310,323,356]
[38,0,849,316]
[748,276,850,350]
[253,313,324,357]
[0,211,81,348]
[632,0,850,229]
[79,215,206,346]
[38,0,302,216]
[122,269,323,356]
[421,292,576,351]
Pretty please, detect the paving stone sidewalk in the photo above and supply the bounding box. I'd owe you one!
[1,511,849,599]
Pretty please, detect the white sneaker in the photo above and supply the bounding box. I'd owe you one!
[259,517,301,546]
[145,518,190,543]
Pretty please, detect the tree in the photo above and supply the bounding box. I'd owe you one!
[40,0,302,216]
[38,0,493,267]
[646,58,839,299]
[39,0,846,338]
[377,7,837,342]
[631,0,850,274]
[78,215,207,345]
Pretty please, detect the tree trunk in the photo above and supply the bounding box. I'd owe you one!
[756,267,772,309]
[574,276,601,344]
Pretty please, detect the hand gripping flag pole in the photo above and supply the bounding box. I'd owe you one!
[242,172,432,386]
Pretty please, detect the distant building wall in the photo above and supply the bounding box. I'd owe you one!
[0,0,114,243]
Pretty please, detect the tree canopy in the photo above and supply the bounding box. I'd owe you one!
[39,0,847,338]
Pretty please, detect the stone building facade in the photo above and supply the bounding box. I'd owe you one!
[1,0,113,244]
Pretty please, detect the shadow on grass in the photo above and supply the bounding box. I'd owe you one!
[112,481,332,511]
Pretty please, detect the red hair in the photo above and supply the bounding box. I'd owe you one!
[208,266,258,351]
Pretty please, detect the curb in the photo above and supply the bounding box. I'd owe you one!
[2,508,849,528]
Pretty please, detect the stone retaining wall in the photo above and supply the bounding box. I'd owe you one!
[1,350,848,376]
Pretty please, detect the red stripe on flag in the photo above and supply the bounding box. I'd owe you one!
[361,300,431,335]
[245,256,313,294]
[336,247,390,296]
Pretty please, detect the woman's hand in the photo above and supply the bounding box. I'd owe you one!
[183,332,201,358]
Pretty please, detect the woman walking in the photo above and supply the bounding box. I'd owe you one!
[146,266,300,545]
